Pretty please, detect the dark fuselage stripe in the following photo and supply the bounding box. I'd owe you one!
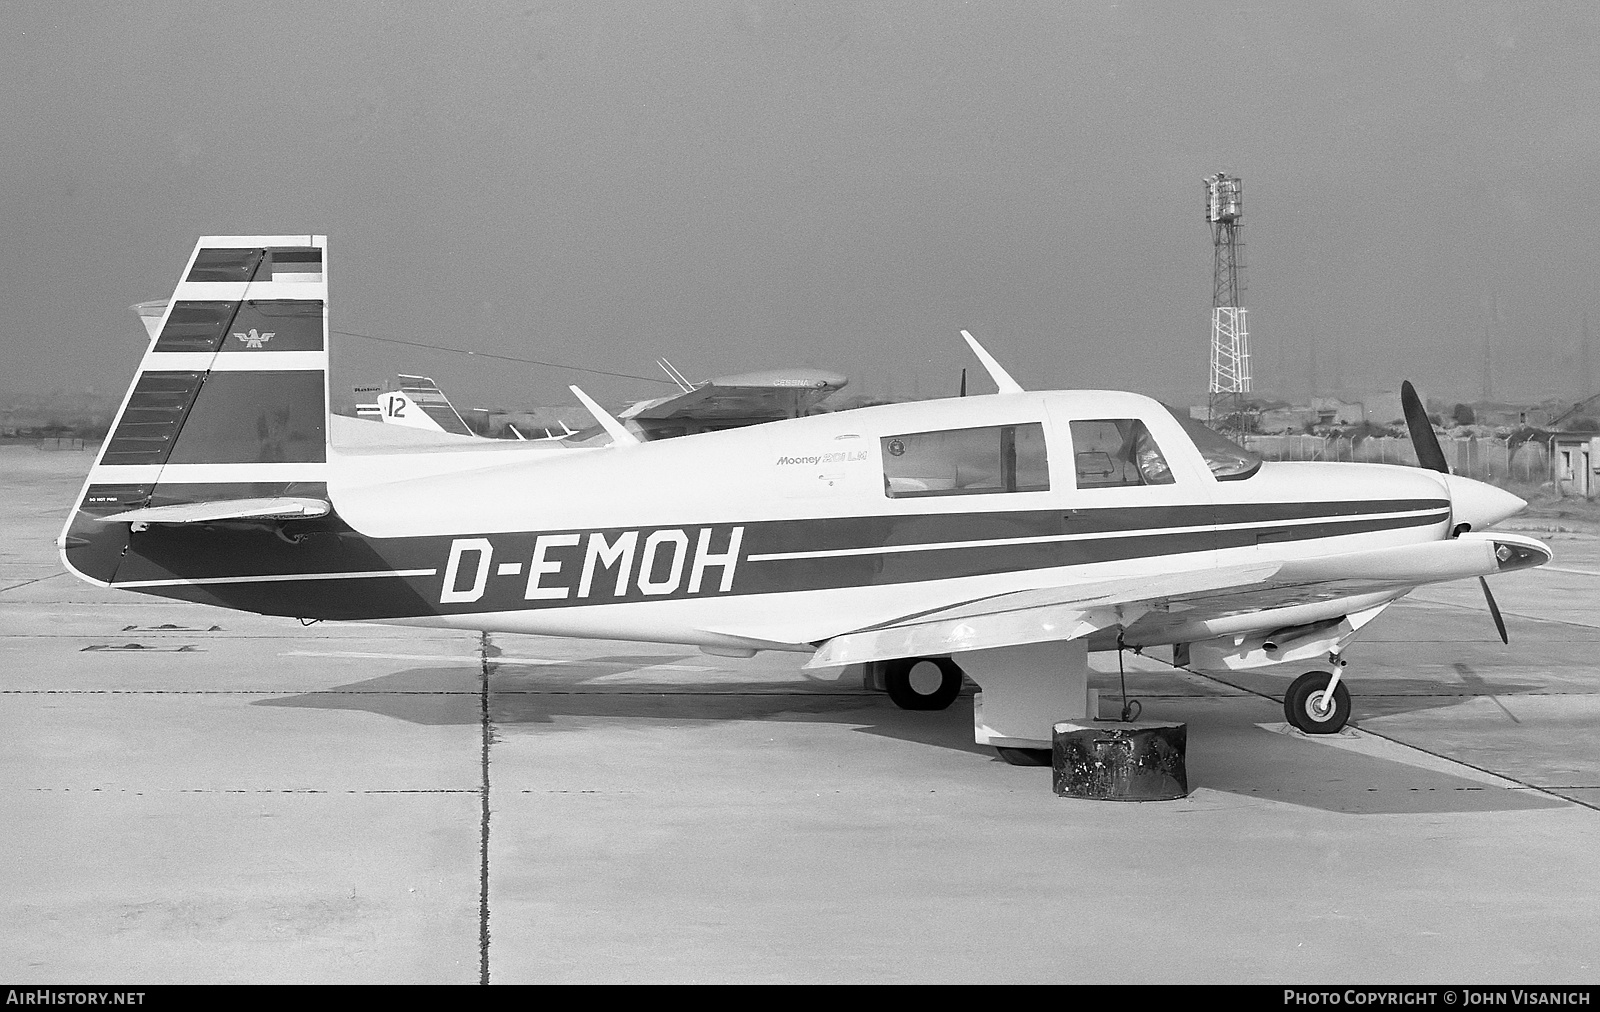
[89,499,1452,622]
[747,506,1447,562]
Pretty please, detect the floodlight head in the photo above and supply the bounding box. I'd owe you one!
[1205,173,1243,223]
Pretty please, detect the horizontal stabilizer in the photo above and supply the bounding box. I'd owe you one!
[98,497,330,525]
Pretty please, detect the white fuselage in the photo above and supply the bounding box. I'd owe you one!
[321,390,1472,654]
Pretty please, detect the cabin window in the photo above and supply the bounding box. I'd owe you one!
[1161,405,1262,480]
[882,423,1049,498]
[1070,419,1176,488]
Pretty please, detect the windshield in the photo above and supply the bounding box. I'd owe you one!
[1162,405,1261,481]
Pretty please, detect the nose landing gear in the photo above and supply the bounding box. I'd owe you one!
[1283,666,1351,734]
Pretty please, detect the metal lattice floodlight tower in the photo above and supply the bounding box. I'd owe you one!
[1204,172,1250,434]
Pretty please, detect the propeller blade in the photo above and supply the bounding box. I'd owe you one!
[959,368,967,398]
[1401,380,1449,473]
[1479,576,1509,644]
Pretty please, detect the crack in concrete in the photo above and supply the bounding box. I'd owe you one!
[479,630,492,985]
[0,574,64,594]
[0,689,488,695]
[27,787,481,793]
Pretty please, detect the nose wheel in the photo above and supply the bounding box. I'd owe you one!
[1284,669,1351,734]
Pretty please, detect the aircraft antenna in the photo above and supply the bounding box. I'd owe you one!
[1204,172,1251,437]
[656,358,695,392]
[959,330,1024,394]
[569,385,642,446]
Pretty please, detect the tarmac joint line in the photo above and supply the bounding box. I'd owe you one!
[27,787,482,794]
[479,630,492,986]
[1258,722,1598,811]
[1173,661,1599,813]
[0,573,64,594]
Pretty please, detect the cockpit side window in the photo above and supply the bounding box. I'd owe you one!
[882,423,1049,498]
[1161,404,1262,480]
[1070,419,1176,488]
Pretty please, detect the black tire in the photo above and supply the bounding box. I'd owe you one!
[883,657,964,711]
[1284,670,1351,734]
[995,747,1053,767]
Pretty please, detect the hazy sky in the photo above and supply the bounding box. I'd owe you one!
[4,1,1599,410]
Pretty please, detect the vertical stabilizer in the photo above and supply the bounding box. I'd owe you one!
[386,375,475,436]
[60,236,330,585]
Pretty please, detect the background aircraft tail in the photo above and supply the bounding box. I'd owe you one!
[381,375,475,436]
[60,235,331,585]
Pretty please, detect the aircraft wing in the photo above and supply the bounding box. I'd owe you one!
[804,561,1280,668]
[620,368,847,423]
[800,532,1549,669]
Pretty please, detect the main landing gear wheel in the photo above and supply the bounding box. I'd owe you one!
[1284,670,1352,734]
[995,747,1053,767]
[883,657,964,711]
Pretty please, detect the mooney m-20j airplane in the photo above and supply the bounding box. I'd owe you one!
[62,237,1551,765]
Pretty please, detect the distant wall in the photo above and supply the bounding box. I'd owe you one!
[1243,434,1552,484]
[34,437,92,451]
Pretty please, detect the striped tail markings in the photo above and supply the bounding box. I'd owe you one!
[60,236,332,585]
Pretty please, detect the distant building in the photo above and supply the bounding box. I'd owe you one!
[1551,433,1600,498]
[1256,405,1306,433]
[1310,397,1363,426]
[1462,402,1550,428]
[1231,391,1408,432]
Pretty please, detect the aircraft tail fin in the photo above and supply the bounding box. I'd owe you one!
[389,374,475,436]
[60,235,331,585]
